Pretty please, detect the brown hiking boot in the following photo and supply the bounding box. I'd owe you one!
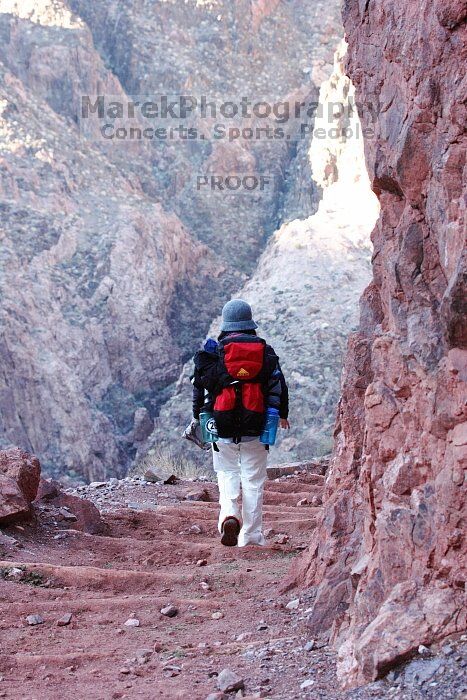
[221,517,241,547]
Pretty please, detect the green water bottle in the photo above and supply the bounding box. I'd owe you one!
[200,410,219,443]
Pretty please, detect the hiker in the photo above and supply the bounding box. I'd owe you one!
[185,299,290,547]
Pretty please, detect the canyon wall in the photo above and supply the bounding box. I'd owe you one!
[0,59,222,480]
[0,0,341,479]
[290,0,466,688]
[69,0,342,268]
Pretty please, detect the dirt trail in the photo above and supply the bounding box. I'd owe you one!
[0,469,465,700]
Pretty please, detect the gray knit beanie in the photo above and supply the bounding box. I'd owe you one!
[220,299,258,332]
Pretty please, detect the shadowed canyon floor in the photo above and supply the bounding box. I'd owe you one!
[0,468,465,700]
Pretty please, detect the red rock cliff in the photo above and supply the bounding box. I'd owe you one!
[289,0,467,688]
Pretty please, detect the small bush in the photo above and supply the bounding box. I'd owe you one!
[0,566,46,587]
[22,570,47,586]
[131,446,214,481]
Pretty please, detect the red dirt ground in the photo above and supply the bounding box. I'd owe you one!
[0,469,464,700]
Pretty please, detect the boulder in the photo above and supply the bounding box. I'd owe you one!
[217,669,245,693]
[50,493,106,535]
[35,478,106,535]
[144,468,177,485]
[0,448,41,524]
[35,477,61,502]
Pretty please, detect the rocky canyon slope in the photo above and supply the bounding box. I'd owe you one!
[0,56,222,481]
[145,40,379,466]
[0,0,342,479]
[288,0,467,688]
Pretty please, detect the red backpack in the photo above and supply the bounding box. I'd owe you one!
[213,333,269,440]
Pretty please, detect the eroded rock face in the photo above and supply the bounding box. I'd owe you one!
[0,0,232,480]
[289,0,466,688]
[0,60,223,480]
[68,0,342,262]
[0,447,41,523]
[0,0,341,479]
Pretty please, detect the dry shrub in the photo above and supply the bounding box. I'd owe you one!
[131,446,214,480]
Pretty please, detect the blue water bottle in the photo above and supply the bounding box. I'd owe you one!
[260,407,280,445]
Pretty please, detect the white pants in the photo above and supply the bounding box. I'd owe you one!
[212,438,268,547]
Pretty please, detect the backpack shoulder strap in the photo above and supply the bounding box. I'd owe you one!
[256,344,279,384]
[193,348,219,369]
[193,349,221,393]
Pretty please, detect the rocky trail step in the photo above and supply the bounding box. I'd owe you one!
[0,467,464,700]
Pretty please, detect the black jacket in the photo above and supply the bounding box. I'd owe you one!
[191,335,289,421]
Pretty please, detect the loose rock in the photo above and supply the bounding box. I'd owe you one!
[35,477,61,502]
[185,489,210,502]
[236,633,251,642]
[5,567,23,581]
[160,604,178,618]
[274,534,289,545]
[163,664,181,676]
[124,618,140,627]
[57,613,73,626]
[188,524,202,535]
[135,648,152,664]
[26,614,44,626]
[217,669,245,693]
[58,508,78,522]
